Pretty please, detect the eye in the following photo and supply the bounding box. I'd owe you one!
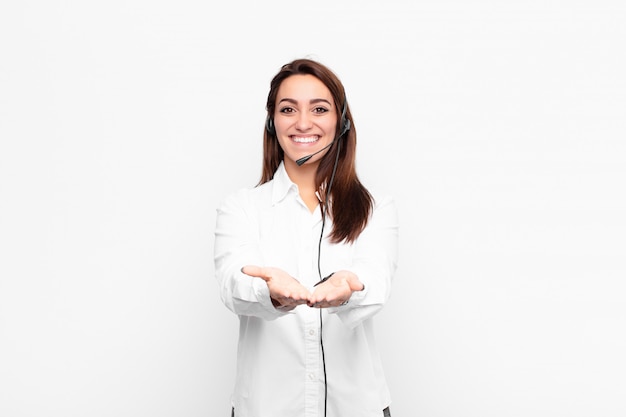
[278,106,295,114]
[313,106,329,114]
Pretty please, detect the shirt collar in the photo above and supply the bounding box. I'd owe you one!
[271,161,299,205]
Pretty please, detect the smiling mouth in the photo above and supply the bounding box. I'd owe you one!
[291,135,319,144]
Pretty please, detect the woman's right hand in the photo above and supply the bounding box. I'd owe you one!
[241,265,311,312]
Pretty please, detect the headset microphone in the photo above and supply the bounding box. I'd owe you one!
[295,118,351,166]
[295,141,334,166]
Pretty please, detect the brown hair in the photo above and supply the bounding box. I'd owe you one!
[260,58,373,244]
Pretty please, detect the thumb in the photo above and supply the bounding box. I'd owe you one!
[241,265,267,280]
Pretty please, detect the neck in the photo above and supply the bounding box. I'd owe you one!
[284,158,317,188]
[283,159,320,212]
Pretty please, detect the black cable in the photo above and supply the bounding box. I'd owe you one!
[315,138,342,417]
[319,310,327,417]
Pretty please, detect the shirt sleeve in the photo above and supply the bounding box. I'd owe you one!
[331,194,399,329]
[213,189,284,320]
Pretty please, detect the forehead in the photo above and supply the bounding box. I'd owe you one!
[276,74,333,104]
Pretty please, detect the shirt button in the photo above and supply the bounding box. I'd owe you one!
[309,329,315,336]
[308,373,315,380]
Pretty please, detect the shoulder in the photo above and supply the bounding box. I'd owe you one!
[366,188,398,227]
[217,181,274,212]
[367,187,396,212]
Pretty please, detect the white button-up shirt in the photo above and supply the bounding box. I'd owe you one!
[214,162,399,417]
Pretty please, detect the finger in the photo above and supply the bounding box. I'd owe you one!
[308,289,336,306]
[309,302,333,309]
[283,293,309,305]
[308,294,347,308]
[307,296,328,308]
[241,265,267,279]
[276,297,308,311]
[292,289,312,301]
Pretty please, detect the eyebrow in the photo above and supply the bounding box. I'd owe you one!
[278,98,333,106]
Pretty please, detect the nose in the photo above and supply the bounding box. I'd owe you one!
[295,112,312,131]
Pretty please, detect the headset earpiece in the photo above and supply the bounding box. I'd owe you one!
[337,101,351,139]
[265,117,275,136]
[338,118,350,138]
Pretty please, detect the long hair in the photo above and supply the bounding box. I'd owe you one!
[260,58,373,244]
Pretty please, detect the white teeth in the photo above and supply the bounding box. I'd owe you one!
[292,136,319,143]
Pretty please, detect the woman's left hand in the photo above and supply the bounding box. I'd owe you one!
[308,270,364,308]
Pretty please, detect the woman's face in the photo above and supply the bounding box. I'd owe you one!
[273,74,338,169]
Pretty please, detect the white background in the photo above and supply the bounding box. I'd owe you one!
[1,1,625,416]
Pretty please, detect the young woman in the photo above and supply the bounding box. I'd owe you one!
[214,58,398,417]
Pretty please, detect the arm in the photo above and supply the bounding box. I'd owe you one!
[313,195,399,329]
[213,190,287,320]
